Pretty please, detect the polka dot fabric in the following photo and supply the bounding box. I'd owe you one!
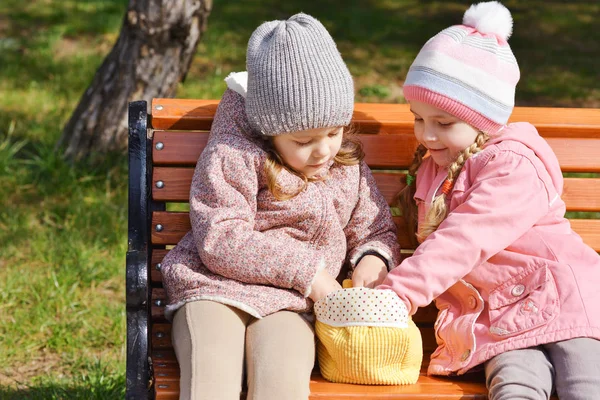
[314,287,409,328]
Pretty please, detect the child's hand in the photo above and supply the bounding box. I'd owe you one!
[352,255,388,288]
[309,269,343,303]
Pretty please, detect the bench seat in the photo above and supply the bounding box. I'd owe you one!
[126,98,600,399]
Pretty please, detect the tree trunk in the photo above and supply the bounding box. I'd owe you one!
[58,0,212,160]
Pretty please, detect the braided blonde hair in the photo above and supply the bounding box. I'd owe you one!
[416,132,489,242]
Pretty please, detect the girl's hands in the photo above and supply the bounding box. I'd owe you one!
[352,255,388,288]
[308,254,388,302]
[309,269,342,303]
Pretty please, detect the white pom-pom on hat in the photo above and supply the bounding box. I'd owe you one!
[463,1,513,40]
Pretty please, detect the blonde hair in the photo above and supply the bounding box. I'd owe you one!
[399,132,489,245]
[264,125,364,201]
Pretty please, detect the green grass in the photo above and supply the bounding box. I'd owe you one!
[0,360,125,400]
[0,0,598,396]
[0,136,127,394]
[177,0,600,106]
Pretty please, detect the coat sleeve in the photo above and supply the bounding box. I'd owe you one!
[344,162,401,271]
[189,138,324,298]
[378,150,551,315]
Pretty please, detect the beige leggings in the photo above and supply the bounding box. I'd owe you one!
[172,300,315,400]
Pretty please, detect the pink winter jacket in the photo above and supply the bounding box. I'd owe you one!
[161,89,400,321]
[379,122,600,375]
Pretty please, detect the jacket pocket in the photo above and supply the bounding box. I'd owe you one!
[488,264,559,338]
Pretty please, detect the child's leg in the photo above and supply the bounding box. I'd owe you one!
[245,311,315,400]
[172,300,251,400]
[484,346,554,400]
[544,337,600,399]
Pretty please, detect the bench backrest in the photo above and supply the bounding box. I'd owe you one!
[126,98,600,399]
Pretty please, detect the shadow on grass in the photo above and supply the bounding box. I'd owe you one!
[0,0,126,104]
[0,376,125,400]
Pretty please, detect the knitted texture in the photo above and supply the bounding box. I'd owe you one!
[314,282,423,385]
[245,13,354,136]
[403,1,520,134]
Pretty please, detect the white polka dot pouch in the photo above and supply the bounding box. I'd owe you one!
[314,285,409,328]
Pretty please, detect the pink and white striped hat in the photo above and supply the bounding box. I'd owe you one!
[403,1,519,134]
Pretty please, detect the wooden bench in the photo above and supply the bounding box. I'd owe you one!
[126,98,600,399]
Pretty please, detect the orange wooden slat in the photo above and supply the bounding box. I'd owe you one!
[154,381,179,400]
[152,131,209,166]
[152,131,418,168]
[151,212,191,246]
[150,168,406,203]
[151,211,600,251]
[151,212,416,250]
[362,134,417,168]
[151,249,169,284]
[151,166,600,211]
[508,107,600,138]
[153,362,178,382]
[373,173,404,206]
[546,138,600,173]
[152,323,173,349]
[570,219,600,250]
[308,374,488,399]
[152,167,194,201]
[152,131,600,173]
[151,100,417,134]
[152,349,177,365]
[151,99,600,138]
[153,350,180,400]
[562,178,600,211]
[151,99,219,131]
[152,288,167,321]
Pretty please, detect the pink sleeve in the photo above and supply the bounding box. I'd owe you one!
[378,150,551,315]
[190,138,324,298]
[345,162,401,270]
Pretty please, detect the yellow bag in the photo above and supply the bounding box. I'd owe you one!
[314,280,422,385]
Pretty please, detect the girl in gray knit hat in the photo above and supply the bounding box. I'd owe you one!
[160,13,400,400]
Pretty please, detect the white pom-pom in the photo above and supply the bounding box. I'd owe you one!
[463,1,513,40]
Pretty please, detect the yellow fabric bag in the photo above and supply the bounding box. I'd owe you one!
[314,280,423,385]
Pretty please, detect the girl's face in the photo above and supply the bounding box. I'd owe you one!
[410,100,479,167]
[272,126,343,177]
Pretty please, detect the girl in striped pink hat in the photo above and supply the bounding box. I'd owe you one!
[378,2,600,398]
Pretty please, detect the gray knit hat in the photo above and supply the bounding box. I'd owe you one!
[245,13,354,136]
